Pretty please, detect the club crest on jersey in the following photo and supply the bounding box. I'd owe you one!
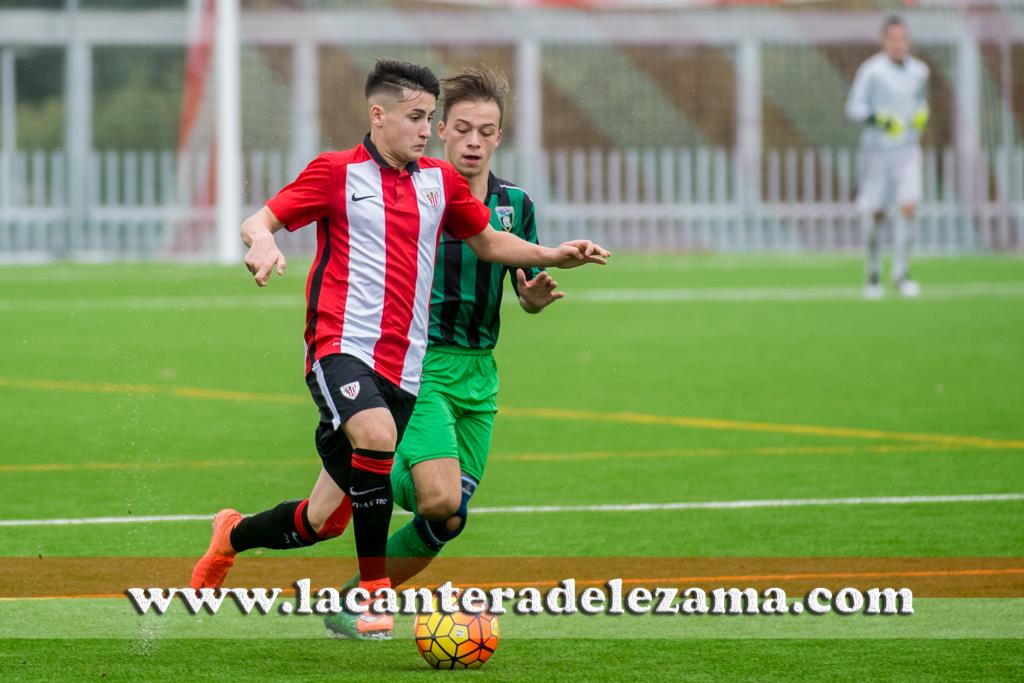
[496,206,515,231]
[340,381,360,400]
[420,187,441,209]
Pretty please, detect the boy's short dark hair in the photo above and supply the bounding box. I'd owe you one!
[365,59,440,100]
[441,67,510,125]
[882,15,906,35]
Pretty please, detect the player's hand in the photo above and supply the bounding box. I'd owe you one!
[911,106,929,132]
[517,270,564,312]
[243,235,287,287]
[549,240,610,269]
[872,111,905,139]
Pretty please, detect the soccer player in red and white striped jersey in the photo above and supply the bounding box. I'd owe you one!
[190,59,609,639]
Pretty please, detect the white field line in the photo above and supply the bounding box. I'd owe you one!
[1,493,1021,527]
[574,283,1024,303]
[0,295,301,311]
[0,255,982,279]
[0,514,216,527]
[2,283,1023,311]
[470,493,1024,513]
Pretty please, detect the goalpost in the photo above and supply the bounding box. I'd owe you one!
[215,0,241,266]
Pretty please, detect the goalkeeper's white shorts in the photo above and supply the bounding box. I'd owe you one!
[856,145,923,214]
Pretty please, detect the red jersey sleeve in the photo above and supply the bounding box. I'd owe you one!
[265,154,334,232]
[442,167,490,240]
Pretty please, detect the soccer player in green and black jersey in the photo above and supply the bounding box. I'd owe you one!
[326,67,569,638]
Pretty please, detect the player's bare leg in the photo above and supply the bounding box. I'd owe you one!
[380,457,464,586]
[306,468,348,531]
[863,210,886,299]
[412,457,463,523]
[893,203,921,297]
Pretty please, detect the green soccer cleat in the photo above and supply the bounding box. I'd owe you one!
[324,610,392,641]
[324,611,364,640]
[325,578,394,640]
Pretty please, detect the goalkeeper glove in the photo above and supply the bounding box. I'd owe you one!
[911,106,929,132]
[869,111,904,139]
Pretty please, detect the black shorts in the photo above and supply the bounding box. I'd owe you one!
[305,353,417,488]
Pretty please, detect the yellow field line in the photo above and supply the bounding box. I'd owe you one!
[462,567,1024,590]
[500,407,1024,451]
[0,377,304,405]
[0,458,308,474]
[3,567,1023,600]
[3,375,1023,451]
[0,443,986,475]
[495,442,978,462]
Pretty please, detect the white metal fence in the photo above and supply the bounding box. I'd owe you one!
[538,146,1024,252]
[0,146,1022,260]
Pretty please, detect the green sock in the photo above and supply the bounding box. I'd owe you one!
[340,520,440,592]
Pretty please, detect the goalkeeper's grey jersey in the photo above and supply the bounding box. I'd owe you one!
[845,52,929,150]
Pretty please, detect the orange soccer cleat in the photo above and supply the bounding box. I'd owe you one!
[355,578,394,639]
[189,508,242,590]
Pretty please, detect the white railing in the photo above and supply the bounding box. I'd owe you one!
[0,149,311,260]
[536,146,1024,252]
[0,146,1022,260]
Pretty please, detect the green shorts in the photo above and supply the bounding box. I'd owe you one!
[392,345,498,513]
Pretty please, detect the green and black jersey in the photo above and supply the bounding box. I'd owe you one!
[428,172,542,350]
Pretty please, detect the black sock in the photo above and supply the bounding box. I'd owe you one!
[349,448,395,582]
[229,499,319,552]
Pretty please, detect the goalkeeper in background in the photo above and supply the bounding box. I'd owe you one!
[845,15,930,299]
[326,67,566,639]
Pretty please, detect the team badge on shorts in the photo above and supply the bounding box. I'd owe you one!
[340,381,360,400]
[420,187,441,209]
[496,206,514,231]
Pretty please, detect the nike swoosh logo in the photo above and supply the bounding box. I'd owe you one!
[350,193,376,202]
[350,486,385,496]
[359,614,382,623]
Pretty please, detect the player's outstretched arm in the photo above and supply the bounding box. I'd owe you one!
[241,206,288,287]
[464,229,609,269]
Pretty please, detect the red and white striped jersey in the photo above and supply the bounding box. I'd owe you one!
[266,136,489,395]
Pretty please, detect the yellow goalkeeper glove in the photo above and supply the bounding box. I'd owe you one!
[911,106,929,132]
[871,111,904,139]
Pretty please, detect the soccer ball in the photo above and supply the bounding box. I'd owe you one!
[414,609,499,669]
